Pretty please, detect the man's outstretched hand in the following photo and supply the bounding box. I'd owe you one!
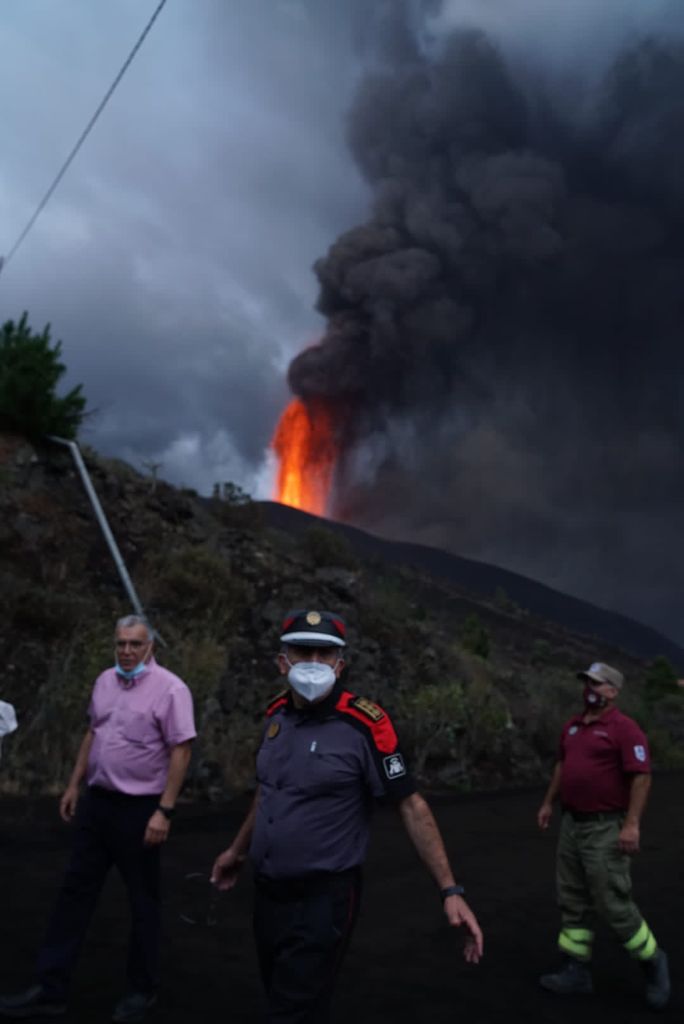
[443,895,484,963]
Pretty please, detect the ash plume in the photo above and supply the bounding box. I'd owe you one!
[287,5,684,643]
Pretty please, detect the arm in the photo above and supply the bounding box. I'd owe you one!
[144,740,193,846]
[60,729,94,822]
[210,788,260,891]
[398,792,483,962]
[537,760,563,829]
[618,773,651,854]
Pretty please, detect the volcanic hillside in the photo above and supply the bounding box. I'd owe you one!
[1,432,683,797]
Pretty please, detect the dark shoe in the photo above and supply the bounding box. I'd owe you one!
[539,957,593,995]
[641,949,670,1010]
[111,993,157,1024]
[0,986,66,1018]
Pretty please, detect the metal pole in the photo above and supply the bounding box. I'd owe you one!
[47,435,166,645]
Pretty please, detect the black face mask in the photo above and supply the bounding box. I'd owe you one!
[583,685,607,710]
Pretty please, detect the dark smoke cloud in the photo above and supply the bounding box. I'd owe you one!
[287,8,684,644]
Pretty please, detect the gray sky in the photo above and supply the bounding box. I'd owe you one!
[1,1,682,644]
[0,0,369,494]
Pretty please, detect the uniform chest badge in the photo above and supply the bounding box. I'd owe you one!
[267,721,280,739]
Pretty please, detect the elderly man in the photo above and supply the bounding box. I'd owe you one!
[0,615,195,1023]
[537,661,670,1009]
[211,609,483,1024]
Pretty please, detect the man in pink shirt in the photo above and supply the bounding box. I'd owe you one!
[0,615,195,1024]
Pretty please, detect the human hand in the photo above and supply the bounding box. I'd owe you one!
[210,847,245,891]
[537,802,553,830]
[618,821,640,855]
[443,895,484,963]
[144,809,171,846]
[59,784,80,823]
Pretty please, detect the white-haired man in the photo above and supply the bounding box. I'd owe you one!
[0,615,196,1024]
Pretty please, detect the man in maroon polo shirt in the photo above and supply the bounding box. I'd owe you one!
[536,661,670,1009]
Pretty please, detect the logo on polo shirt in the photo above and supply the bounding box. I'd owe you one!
[568,725,579,736]
[383,753,406,779]
[634,745,646,762]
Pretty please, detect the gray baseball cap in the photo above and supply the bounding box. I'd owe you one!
[577,661,624,690]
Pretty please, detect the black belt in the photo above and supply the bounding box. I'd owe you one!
[565,809,624,822]
[89,785,162,802]
[254,867,361,898]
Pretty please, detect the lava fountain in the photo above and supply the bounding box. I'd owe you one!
[271,398,338,515]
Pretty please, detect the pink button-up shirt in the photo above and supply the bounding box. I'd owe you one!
[87,657,196,795]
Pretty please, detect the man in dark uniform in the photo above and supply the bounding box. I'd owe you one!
[211,609,483,1023]
[537,661,670,1009]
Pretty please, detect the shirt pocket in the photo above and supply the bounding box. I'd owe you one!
[121,712,158,745]
[299,749,358,795]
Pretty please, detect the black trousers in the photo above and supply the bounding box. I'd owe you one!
[253,869,362,1024]
[36,786,161,1000]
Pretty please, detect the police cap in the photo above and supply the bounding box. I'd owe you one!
[280,609,346,648]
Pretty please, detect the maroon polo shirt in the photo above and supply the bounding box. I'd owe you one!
[559,706,650,813]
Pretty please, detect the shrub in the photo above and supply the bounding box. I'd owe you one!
[461,613,490,659]
[643,656,680,705]
[299,526,359,569]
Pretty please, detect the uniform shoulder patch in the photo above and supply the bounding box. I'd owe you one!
[349,695,385,722]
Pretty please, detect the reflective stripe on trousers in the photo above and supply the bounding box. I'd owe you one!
[558,926,593,961]
[624,919,658,961]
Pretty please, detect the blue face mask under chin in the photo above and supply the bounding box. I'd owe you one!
[115,660,148,682]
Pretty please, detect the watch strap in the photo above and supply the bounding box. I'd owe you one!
[440,884,465,900]
[158,804,175,820]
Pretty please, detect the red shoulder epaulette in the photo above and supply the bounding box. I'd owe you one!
[265,690,289,717]
[335,690,398,754]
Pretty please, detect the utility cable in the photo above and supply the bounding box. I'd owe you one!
[1,0,168,274]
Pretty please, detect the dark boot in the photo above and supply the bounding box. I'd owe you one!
[641,949,670,1010]
[0,986,67,1018]
[539,956,593,995]
[111,993,157,1024]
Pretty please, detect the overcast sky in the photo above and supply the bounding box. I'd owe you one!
[0,0,370,494]
[1,1,682,643]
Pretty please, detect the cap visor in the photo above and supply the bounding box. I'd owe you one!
[280,631,346,647]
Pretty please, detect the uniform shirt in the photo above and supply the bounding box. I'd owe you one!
[87,657,196,795]
[559,706,650,813]
[250,683,416,880]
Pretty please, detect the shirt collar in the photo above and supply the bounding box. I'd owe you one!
[288,679,344,718]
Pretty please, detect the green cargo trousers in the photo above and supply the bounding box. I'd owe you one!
[556,811,658,962]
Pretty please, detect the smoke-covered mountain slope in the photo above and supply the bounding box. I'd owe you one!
[260,502,684,668]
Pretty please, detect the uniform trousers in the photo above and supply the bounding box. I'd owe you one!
[253,868,362,1024]
[556,811,658,962]
[36,786,161,1000]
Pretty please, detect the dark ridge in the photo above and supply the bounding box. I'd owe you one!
[260,501,684,669]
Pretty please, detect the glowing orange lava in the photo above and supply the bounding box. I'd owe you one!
[271,398,337,515]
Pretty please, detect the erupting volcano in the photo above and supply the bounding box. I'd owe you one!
[271,398,338,515]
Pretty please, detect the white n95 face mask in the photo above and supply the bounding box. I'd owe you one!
[287,660,337,703]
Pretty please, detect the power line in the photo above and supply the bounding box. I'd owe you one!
[1,0,168,274]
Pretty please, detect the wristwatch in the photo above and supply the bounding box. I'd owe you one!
[440,884,465,901]
[158,804,175,820]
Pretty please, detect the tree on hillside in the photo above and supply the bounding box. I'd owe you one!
[0,313,86,441]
